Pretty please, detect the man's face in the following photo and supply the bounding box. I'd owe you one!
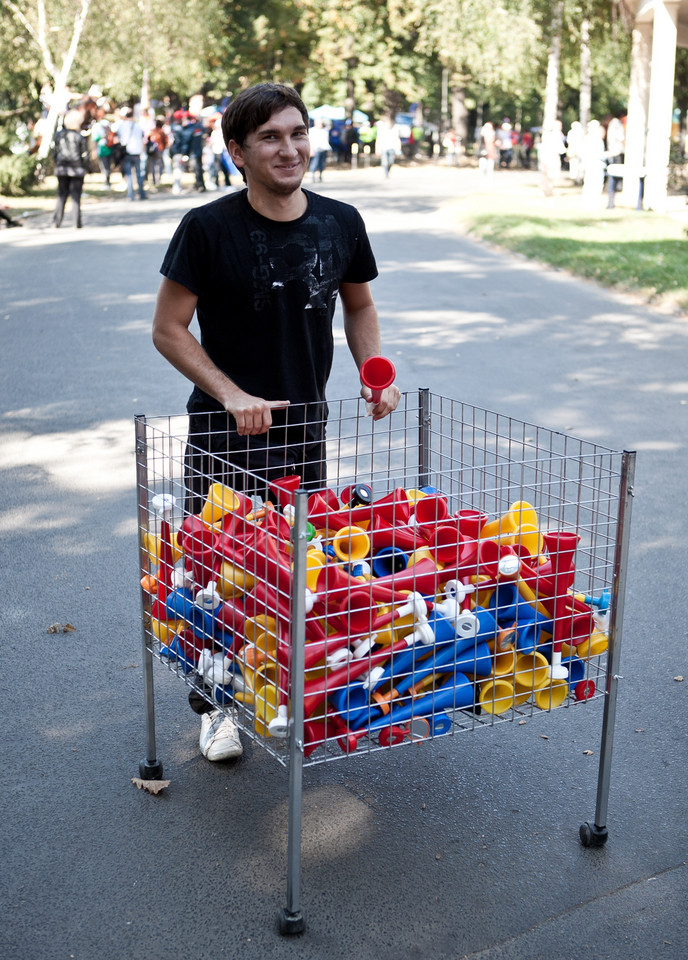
[229,106,310,196]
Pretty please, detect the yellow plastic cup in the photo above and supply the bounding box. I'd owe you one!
[479,678,515,715]
[514,650,550,690]
[201,483,241,526]
[406,488,428,504]
[533,679,569,711]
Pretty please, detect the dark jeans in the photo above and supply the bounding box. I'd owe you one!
[54,175,84,227]
[98,154,112,186]
[310,149,328,179]
[184,408,328,515]
[122,153,146,199]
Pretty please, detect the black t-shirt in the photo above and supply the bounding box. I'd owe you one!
[160,188,378,414]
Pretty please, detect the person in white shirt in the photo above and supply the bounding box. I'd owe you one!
[375,118,401,177]
[113,106,147,200]
[308,119,331,182]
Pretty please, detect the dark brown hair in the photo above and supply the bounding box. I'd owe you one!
[221,83,309,149]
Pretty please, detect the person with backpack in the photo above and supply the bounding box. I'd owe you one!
[52,109,91,228]
[145,118,168,185]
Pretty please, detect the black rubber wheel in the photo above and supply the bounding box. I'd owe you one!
[579,822,608,847]
[139,758,164,780]
[277,908,306,936]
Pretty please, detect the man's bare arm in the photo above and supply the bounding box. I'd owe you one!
[151,277,288,435]
[340,281,400,419]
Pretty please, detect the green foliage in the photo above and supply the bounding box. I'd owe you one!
[0,0,644,146]
[0,123,37,194]
[668,140,688,196]
[0,151,37,195]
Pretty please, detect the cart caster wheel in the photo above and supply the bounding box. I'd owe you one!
[579,822,608,847]
[139,758,164,780]
[277,908,306,936]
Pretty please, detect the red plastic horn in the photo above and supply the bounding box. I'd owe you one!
[269,474,301,508]
[360,356,396,403]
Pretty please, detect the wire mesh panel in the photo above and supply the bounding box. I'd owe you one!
[136,392,628,770]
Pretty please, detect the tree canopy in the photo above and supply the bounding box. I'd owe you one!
[0,0,641,133]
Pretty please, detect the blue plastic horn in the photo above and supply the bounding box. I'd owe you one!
[371,546,409,578]
[388,638,494,705]
[368,673,474,732]
[329,679,383,729]
[164,588,218,643]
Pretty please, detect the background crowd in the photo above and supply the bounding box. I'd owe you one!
[7,80,670,230]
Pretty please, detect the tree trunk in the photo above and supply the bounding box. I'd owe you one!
[541,0,564,196]
[542,0,564,134]
[36,0,92,160]
[580,17,591,131]
[451,86,469,147]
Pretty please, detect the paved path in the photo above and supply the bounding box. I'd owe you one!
[1,165,686,960]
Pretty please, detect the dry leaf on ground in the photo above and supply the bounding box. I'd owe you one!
[132,777,170,795]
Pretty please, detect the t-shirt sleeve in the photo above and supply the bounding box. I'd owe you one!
[341,208,378,284]
[159,212,209,296]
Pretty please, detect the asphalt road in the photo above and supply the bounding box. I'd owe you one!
[1,164,686,960]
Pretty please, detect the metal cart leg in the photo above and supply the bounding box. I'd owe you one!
[277,492,308,935]
[580,450,635,846]
[135,415,164,780]
[417,388,432,490]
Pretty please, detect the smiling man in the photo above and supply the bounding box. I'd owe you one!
[152,83,399,762]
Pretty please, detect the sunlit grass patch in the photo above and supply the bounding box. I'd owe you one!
[449,187,688,312]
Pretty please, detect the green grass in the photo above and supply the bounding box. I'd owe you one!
[449,185,688,313]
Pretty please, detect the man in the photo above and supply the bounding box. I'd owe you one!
[152,83,400,762]
[375,117,401,177]
[169,110,206,194]
[113,106,146,201]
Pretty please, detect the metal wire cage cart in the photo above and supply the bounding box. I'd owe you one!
[135,390,635,935]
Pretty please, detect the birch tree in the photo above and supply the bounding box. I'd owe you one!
[5,0,92,158]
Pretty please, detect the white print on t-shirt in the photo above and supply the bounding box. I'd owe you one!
[249,216,340,314]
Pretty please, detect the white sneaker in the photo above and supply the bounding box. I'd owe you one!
[199,709,243,761]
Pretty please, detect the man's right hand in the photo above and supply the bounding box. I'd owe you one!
[225,392,290,435]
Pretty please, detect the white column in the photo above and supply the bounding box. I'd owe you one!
[644,1,680,212]
[621,21,652,207]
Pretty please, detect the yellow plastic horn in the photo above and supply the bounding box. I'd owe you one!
[305,550,328,592]
[514,650,550,691]
[217,560,255,598]
[332,525,371,563]
[201,483,241,526]
[253,680,279,737]
[478,678,515,715]
[533,679,569,710]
